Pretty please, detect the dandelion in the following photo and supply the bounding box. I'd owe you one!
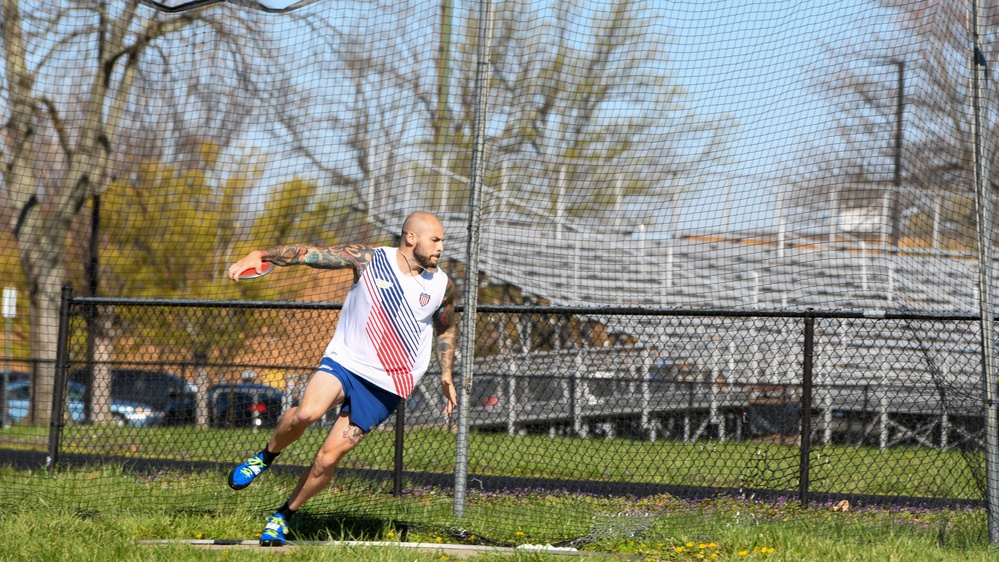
[386,531,395,538]
[435,536,443,543]
[516,531,524,536]
[675,546,684,553]
[687,541,694,547]
[738,550,749,556]
[699,543,707,549]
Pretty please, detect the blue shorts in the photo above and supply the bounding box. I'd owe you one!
[317,357,401,433]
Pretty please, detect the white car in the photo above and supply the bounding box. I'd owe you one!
[3,379,164,427]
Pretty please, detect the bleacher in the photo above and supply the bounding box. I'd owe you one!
[391,213,988,448]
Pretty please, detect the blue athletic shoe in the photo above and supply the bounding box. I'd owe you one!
[227,453,269,490]
[259,513,288,547]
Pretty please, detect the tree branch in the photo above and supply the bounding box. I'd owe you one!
[35,97,73,158]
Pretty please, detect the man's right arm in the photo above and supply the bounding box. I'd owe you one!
[228,244,375,283]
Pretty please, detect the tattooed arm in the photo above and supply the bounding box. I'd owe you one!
[227,244,375,284]
[433,280,460,417]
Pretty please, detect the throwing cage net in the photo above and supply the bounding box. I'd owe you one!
[1,0,997,548]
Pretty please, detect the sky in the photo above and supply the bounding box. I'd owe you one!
[233,0,905,236]
[656,0,899,234]
[130,0,905,236]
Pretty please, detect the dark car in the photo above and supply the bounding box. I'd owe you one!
[208,382,283,428]
[69,368,197,425]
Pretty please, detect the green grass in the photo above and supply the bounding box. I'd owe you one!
[15,424,979,500]
[0,466,996,561]
[1,424,991,559]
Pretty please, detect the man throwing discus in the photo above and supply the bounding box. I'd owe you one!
[225,211,459,546]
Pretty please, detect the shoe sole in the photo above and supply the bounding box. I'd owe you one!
[259,539,285,547]
[227,468,254,490]
[228,466,263,491]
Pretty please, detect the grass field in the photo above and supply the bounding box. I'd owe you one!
[6,423,981,500]
[1,465,996,561]
[1,422,993,560]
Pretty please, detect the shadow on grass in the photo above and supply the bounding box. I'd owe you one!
[285,513,524,548]
[287,512,412,542]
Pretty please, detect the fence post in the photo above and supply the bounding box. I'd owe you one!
[452,0,495,520]
[572,352,585,437]
[969,0,999,543]
[822,387,833,446]
[710,343,722,441]
[798,311,814,505]
[641,348,653,441]
[506,358,517,436]
[879,363,889,450]
[48,285,73,471]
[394,399,405,496]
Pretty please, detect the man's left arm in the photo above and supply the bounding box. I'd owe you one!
[433,280,460,417]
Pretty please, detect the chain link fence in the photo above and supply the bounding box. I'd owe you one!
[3,0,999,544]
[0,293,984,542]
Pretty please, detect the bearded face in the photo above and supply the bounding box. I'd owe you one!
[412,240,439,270]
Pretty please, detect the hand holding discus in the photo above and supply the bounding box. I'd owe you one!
[228,252,275,282]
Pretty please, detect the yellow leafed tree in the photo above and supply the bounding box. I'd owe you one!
[97,144,343,425]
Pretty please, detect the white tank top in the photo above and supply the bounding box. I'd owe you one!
[324,247,449,397]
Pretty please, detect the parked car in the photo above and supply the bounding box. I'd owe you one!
[3,379,164,427]
[208,382,283,428]
[69,368,196,425]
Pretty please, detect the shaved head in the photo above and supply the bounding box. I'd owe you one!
[398,211,445,272]
[401,211,441,242]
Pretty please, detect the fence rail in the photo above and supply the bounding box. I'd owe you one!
[0,294,985,505]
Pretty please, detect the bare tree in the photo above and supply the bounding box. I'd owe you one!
[452,0,734,228]
[0,0,282,425]
[792,0,999,246]
[2,0,734,425]
[288,0,735,230]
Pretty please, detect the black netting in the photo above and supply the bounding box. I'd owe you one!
[0,301,985,543]
[3,0,999,547]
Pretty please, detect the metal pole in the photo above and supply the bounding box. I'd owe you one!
[394,399,405,497]
[48,286,73,471]
[453,0,494,519]
[435,0,453,177]
[969,0,999,543]
[84,194,99,422]
[799,313,814,505]
[890,61,904,250]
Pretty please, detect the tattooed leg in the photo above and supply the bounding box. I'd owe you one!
[342,424,365,447]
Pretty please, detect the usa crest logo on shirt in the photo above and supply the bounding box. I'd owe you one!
[420,292,431,306]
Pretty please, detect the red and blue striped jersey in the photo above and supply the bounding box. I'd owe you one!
[324,247,448,397]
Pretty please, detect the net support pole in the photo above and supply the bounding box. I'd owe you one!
[969,0,999,544]
[453,0,495,520]
[47,285,73,471]
[798,312,814,505]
